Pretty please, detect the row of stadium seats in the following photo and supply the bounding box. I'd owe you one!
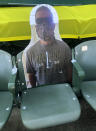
[0,40,96,130]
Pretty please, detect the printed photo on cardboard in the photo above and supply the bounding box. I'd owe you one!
[22,4,72,88]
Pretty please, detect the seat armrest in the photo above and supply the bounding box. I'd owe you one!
[8,66,17,94]
[71,59,85,95]
[72,59,85,80]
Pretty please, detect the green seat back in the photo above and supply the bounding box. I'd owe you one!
[0,50,12,91]
[75,40,96,81]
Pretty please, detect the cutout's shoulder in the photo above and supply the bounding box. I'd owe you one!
[55,39,70,48]
[26,41,40,55]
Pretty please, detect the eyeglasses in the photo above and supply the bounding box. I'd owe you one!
[36,17,53,25]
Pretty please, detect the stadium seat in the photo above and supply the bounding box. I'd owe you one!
[72,40,96,110]
[0,50,17,130]
[16,51,81,130]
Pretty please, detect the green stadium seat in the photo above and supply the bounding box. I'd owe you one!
[0,50,16,130]
[72,40,96,110]
[17,52,81,130]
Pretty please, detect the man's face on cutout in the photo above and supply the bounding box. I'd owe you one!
[35,8,55,42]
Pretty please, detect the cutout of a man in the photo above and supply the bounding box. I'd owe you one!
[26,6,72,87]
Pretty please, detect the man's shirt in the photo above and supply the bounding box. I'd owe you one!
[26,39,72,86]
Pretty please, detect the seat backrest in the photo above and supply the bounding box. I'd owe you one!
[0,50,12,91]
[17,51,26,91]
[75,40,96,81]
